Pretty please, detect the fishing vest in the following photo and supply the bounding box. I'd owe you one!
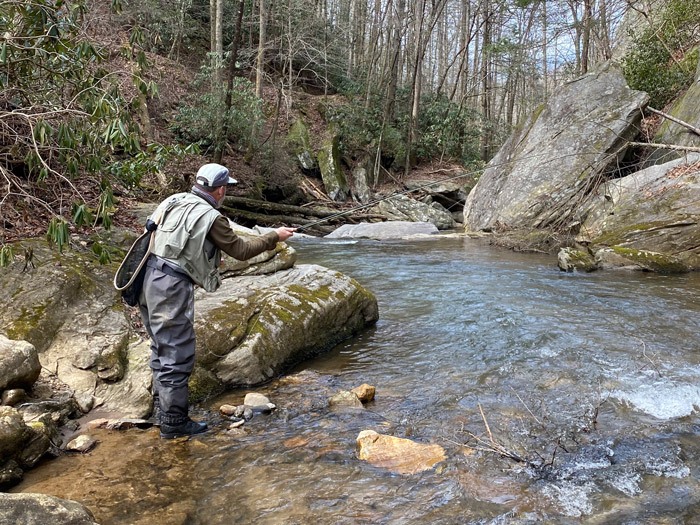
[150,192,223,292]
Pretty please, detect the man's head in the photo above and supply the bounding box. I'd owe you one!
[195,163,237,190]
[193,163,237,206]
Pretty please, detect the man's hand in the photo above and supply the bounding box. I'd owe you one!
[275,227,296,242]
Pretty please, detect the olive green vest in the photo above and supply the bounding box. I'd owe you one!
[150,192,223,292]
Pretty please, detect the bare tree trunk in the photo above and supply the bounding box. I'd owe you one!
[480,0,492,161]
[214,0,246,164]
[581,0,592,73]
[256,0,267,98]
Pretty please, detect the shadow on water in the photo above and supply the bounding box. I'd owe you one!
[12,236,700,524]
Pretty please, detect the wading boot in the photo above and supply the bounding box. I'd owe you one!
[147,395,162,427]
[160,418,208,439]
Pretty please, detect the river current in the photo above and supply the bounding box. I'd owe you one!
[13,235,700,524]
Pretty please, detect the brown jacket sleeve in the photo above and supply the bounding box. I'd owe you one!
[207,215,279,260]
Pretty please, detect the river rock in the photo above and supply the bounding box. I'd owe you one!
[463,62,648,242]
[0,406,51,488]
[351,383,376,403]
[356,429,447,475]
[326,221,439,240]
[329,390,363,408]
[243,392,270,406]
[557,247,597,272]
[1,389,26,407]
[66,434,97,453]
[0,493,99,525]
[0,336,41,391]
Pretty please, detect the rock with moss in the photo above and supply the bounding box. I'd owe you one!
[0,407,52,489]
[578,153,700,270]
[0,238,130,410]
[644,59,700,167]
[594,247,690,273]
[194,264,378,387]
[557,247,597,272]
[287,119,317,172]
[317,127,349,201]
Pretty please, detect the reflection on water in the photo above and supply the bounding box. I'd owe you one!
[13,236,700,524]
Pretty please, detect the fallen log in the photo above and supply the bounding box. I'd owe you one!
[222,196,337,218]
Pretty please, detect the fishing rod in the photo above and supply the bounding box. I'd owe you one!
[295,167,483,232]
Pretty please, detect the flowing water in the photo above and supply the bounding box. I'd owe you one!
[13,236,700,524]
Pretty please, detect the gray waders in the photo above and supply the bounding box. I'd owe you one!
[139,256,196,426]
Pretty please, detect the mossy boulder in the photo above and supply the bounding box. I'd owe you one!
[287,119,317,172]
[578,154,700,271]
[194,264,378,387]
[557,247,597,272]
[317,126,349,201]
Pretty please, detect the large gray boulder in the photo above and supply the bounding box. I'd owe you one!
[326,221,439,240]
[463,63,648,238]
[0,493,99,525]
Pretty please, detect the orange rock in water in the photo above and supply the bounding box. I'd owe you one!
[356,429,446,475]
[351,383,376,403]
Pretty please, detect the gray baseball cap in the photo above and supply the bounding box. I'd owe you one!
[195,163,238,187]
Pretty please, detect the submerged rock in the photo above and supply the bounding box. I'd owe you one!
[0,493,99,525]
[356,429,446,475]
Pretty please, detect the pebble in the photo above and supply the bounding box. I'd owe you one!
[1,389,26,406]
[66,434,97,453]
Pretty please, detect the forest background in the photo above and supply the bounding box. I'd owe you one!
[0,0,698,264]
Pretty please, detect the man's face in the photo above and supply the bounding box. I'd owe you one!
[215,186,226,206]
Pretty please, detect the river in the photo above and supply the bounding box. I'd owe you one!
[13,235,700,524]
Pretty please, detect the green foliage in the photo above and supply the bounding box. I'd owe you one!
[622,0,700,108]
[170,68,263,153]
[328,88,483,168]
[108,143,200,188]
[119,0,209,57]
[416,95,482,165]
[46,218,70,253]
[1,0,144,241]
[0,245,14,268]
[91,242,112,265]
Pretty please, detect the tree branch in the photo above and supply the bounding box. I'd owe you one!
[647,106,700,137]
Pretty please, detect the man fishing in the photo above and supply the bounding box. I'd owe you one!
[139,163,295,439]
